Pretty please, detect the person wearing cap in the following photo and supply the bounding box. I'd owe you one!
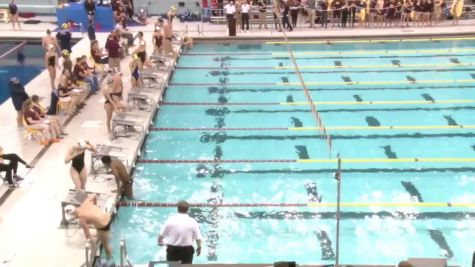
[45,44,59,90]
[42,29,60,52]
[168,6,177,23]
[65,140,98,190]
[62,50,73,75]
[103,72,126,133]
[158,200,202,264]
[8,77,29,127]
[56,23,72,53]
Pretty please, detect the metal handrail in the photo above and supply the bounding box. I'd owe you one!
[120,238,133,267]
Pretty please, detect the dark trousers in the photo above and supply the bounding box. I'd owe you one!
[166,245,195,264]
[0,164,13,185]
[342,12,348,27]
[290,9,298,27]
[1,154,27,175]
[321,12,328,28]
[241,13,249,30]
[282,14,292,30]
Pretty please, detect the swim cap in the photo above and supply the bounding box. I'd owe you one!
[62,23,69,29]
[10,77,19,83]
[171,5,176,10]
[133,54,139,60]
[107,77,114,84]
[78,139,87,148]
[62,50,70,56]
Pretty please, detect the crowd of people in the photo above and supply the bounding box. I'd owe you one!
[222,0,464,33]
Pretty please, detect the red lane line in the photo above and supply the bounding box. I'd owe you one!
[150,127,288,131]
[161,102,279,106]
[184,53,273,56]
[117,202,307,207]
[137,159,297,164]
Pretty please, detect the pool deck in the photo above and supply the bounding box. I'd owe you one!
[0,16,473,267]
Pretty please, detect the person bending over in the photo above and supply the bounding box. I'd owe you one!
[101,155,132,199]
[65,139,98,190]
[73,193,113,262]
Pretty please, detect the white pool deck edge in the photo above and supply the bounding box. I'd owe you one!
[0,17,474,267]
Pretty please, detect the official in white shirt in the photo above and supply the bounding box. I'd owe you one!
[224,1,236,20]
[158,201,203,264]
[241,0,251,31]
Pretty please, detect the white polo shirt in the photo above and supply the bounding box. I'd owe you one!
[160,213,202,246]
[241,3,251,13]
[224,4,236,14]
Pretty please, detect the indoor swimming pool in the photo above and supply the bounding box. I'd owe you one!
[0,41,45,104]
[111,38,475,266]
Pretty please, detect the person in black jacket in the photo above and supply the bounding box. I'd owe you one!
[85,0,96,23]
[9,77,29,127]
[56,23,72,53]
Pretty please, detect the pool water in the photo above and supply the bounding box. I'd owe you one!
[0,42,47,104]
[111,39,475,266]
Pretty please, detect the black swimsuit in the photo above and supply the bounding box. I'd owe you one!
[97,217,112,231]
[105,90,123,104]
[154,35,162,47]
[48,55,56,67]
[72,152,85,173]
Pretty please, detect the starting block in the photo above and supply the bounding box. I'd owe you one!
[127,88,157,111]
[90,144,129,175]
[111,112,144,140]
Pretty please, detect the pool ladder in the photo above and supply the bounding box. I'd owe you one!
[120,238,134,267]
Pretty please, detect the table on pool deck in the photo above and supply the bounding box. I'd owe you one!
[56,2,115,29]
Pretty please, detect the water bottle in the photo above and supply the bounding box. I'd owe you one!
[79,23,83,34]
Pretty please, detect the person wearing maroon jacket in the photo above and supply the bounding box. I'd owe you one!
[74,57,99,93]
[105,31,121,71]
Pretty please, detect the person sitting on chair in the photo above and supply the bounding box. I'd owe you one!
[0,146,31,187]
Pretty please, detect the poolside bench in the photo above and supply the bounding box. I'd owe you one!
[0,9,9,23]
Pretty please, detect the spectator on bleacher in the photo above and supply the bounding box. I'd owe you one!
[358,1,367,27]
[105,32,121,72]
[375,0,384,27]
[65,140,98,190]
[103,73,126,133]
[394,0,402,27]
[305,0,316,28]
[152,28,163,55]
[257,0,268,29]
[168,6,177,23]
[8,77,29,127]
[23,100,61,142]
[342,1,349,27]
[401,0,411,26]
[45,45,58,90]
[8,0,21,30]
[91,40,109,65]
[386,2,396,26]
[426,0,435,25]
[235,0,243,31]
[0,146,31,187]
[42,30,60,52]
[74,56,99,93]
[101,155,132,199]
[57,23,72,53]
[85,0,96,23]
[368,0,377,26]
[241,0,251,32]
[290,0,300,28]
